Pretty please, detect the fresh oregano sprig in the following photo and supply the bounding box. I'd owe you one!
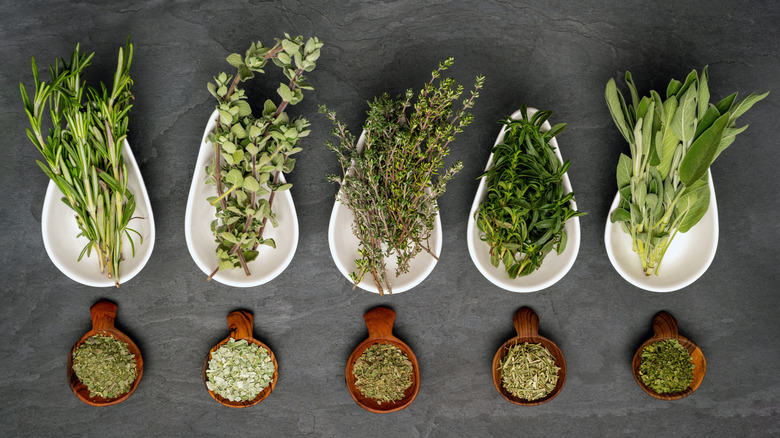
[475,106,585,278]
[21,42,140,286]
[204,35,322,280]
[605,68,768,276]
[321,59,484,294]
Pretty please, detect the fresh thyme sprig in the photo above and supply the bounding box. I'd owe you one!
[204,35,322,280]
[322,59,484,294]
[21,42,140,286]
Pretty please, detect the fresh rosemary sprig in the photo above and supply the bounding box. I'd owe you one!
[21,42,140,287]
[204,35,322,279]
[322,59,484,294]
[476,107,585,278]
[606,68,768,276]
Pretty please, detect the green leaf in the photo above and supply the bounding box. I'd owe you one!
[712,124,748,161]
[226,53,244,68]
[671,85,697,146]
[666,79,682,98]
[220,232,239,244]
[610,208,630,223]
[221,141,236,154]
[679,113,729,187]
[715,92,737,115]
[605,78,634,144]
[275,183,292,192]
[679,186,710,232]
[625,71,640,114]
[656,96,679,179]
[218,109,233,125]
[243,176,260,192]
[693,105,721,141]
[728,91,769,122]
[616,153,632,189]
[235,100,252,117]
[697,66,709,119]
[277,83,293,102]
[226,168,244,187]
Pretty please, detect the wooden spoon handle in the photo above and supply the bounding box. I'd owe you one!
[227,310,254,341]
[90,300,118,331]
[652,311,679,339]
[364,306,395,340]
[513,307,539,338]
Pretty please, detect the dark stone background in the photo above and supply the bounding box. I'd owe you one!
[1,1,777,436]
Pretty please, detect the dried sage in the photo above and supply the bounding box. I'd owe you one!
[206,338,275,402]
[639,339,694,394]
[352,343,413,404]
[499,342,559,401]
[72,334,137,399]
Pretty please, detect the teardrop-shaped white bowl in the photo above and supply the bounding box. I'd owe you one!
[604,169,718,292]
[41,139,155,287]
[466,107,581,292]
[328,132,442,294]
[185,109,299,287]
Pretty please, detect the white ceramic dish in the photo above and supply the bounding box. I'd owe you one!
[328,132,442,294]
[41,139,155,287]
[466,107,581,292]
[185,109,299,287]
[604,169,718,292]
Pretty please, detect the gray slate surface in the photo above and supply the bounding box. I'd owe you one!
[1,1,778,436]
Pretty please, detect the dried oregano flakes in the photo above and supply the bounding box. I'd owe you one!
[352,343,413,404]
[206,338,275,402]
[72,334,138,399]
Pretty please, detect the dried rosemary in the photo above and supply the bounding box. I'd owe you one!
[206,338,275,402]
[352,343,413,404]
[72,334,137,399]
[639,339,694,394]
[500,342,559,401]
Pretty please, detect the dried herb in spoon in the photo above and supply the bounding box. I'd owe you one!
[72,334,137,399]
[500,342,559,401]
[206,338,275,402]
[639,339,694,394]
[352,343,413,404]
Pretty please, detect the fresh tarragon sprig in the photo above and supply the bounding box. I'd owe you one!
[605,68,767,276]
[205,35,322,280]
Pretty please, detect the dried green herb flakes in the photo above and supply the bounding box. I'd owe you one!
[353,343,413,404]
[639,339,694,394]
[206,338,275,402]
[72,334,137,399]
[500,342,559,401]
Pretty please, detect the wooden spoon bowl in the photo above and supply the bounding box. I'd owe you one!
[632,311,706,400]
[203,310,278,408]
[345,306,420,413]
[67,300,144,406]
[492,307,567,406]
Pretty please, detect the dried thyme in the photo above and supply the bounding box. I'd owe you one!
[352,343,413,404]
[72,334,137,399]
[639,339,694,394]
[206,338,275,402]
[499,342,559,401]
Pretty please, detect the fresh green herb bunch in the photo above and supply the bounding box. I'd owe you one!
[206,338,275,402]
[352,343,413,404]
[72,334,137,399]
[500,341,560,401]
[21,42,140,287]
[205,35,322,279]
[606,68,768,276]
[639,339,694,394]
[475,107,585,279]
[321,59,484,294]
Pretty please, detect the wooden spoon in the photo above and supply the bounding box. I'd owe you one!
[492,307,567,406]
[632,311,706,400]
[67,300,144,406]
[203,310,278,407]
[345,306,420,413]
